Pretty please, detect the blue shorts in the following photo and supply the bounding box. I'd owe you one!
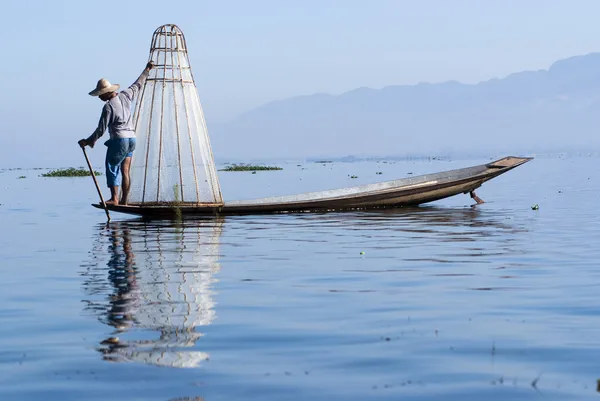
[104,138,136,187]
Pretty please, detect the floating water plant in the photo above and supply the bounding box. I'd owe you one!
[17,176,26,179]
[219,164,282,172]
[531,204,539,210]
[42,167,102,177]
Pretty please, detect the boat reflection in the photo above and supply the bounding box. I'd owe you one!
[81,218,223,368]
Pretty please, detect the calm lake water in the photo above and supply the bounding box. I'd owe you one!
[1,154,599,400]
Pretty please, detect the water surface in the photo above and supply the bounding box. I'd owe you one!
[1,155,599,400]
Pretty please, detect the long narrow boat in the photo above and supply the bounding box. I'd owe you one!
[88,25,532,219]
[93,156,531,218]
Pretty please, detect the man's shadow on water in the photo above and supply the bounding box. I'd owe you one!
[81,218,224,368]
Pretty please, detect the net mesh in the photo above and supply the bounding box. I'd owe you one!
[129,24,223,205]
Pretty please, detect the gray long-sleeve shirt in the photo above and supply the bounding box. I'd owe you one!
[86,69,150,145]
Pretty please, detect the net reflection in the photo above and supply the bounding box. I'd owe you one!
[81,218,223,368]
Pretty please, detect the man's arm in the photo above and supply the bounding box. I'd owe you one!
[121,62,154,101]
[79,104,111,148]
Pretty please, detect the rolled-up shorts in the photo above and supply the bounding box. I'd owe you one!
[104,138,136,187]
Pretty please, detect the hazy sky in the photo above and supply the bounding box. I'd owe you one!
[2,0,600,167]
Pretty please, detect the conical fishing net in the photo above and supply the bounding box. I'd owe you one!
[129,24,223,205]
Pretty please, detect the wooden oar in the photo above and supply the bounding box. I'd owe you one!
[80,145,110,221]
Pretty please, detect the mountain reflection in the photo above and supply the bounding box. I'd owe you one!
[81,218,223,368]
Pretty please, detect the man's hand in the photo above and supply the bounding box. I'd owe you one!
[146,61,155,70]
[78,139,87,148]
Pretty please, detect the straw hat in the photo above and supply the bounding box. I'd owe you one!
[89,78,120,96]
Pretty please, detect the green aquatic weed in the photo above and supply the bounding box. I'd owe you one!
[41,168,101,177]
[219,164,282,172]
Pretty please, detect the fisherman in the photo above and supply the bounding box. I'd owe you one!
[78,61,154,205]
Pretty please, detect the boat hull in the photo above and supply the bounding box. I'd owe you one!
[93,156,532,218]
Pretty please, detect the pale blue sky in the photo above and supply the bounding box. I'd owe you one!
[2,0,600,167]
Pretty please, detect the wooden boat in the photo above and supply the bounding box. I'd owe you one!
[87,25,532,219]
[93,156,531,218]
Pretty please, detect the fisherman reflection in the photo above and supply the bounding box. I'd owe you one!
[104,222,137,332]
[96,221,138,362]
[89,220,222,368]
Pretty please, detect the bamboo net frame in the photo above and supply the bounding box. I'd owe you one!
[129,24,223,206]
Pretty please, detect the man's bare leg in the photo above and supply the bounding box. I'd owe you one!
[106,186,120,205]
[120,156,132,205]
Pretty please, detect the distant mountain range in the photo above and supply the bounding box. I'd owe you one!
[210,53,600,160]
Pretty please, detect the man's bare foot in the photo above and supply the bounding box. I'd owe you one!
[119,198,128,206]
[105,199,119,206]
